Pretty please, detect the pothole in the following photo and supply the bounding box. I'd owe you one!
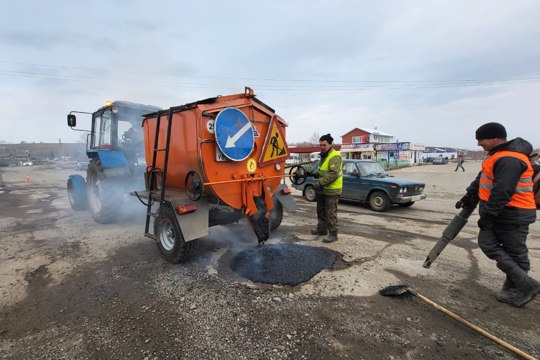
[231,243,337,285]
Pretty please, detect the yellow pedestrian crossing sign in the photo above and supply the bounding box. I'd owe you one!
[259,117,289,167]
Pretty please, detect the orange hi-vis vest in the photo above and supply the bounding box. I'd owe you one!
[479,150,536,209]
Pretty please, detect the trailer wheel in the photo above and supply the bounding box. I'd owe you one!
[86,159,122,223]
[269,200,283,232]
[67,175,87,210]
[368,191,391,212]
[303,185,317,202]
[155,205,195,263]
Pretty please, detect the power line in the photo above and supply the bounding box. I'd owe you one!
[1,61,540,90]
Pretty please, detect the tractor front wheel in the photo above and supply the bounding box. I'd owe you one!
[67,175,87,210]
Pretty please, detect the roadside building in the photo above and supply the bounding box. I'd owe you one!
[339,127,425,168]
[340,127,394,160]
[375,142,426,168]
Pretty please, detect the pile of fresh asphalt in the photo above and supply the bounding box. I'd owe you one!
[231,243,337,285]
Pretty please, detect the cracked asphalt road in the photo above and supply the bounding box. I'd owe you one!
[0,161,539,359]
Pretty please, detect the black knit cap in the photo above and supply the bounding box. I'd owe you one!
[319,133,334,144]
[475,122,507,140]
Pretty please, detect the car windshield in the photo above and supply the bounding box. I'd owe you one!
[358,162,387,177]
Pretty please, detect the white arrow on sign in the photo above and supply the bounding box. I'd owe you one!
[225,121,252,148]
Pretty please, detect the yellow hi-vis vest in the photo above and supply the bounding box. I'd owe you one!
[479,150,536,209]
[318,148,343,190]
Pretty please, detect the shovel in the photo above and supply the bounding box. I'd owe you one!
[379,285,536,360]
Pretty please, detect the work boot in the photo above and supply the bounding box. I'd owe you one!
[496,277,517,304]
[323,231,338,243]
[510,278,540,307]
[311,229,327,236]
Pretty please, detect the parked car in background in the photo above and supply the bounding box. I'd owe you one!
[293,160,426,212]
[22,161,33,166]
[432,157,448,165]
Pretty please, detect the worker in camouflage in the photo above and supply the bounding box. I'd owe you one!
[307,134,343,243]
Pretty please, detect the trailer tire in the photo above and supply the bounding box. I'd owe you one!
[155,205,195,263]
[269,200,283,232]
[368,191,391,212]
[67,175,87,210]
[86,159,122,223]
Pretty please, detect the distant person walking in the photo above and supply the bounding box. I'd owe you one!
[306,134,343,243]
[454,155,465,172]
[455,122,539,307]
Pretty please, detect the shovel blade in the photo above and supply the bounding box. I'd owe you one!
[379,284,412,297]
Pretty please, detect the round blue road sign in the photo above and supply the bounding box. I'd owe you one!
[215,108,254,161]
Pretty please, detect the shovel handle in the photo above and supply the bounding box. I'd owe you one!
[415,293,536,360]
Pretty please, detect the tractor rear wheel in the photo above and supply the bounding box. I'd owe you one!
[86,159,122,223]
[155,205,195,263]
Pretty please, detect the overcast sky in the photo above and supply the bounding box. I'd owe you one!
[1,0,539,150]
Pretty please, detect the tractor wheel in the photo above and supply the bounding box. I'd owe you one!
[368,191,391,212]
[155,205,195,263]
[86,159,122,223]
[304,185,317,202]
[269,200,283,232]
[67,175,87,210]
[398,201,415,208]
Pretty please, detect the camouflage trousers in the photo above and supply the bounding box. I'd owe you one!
[316,194,340,233]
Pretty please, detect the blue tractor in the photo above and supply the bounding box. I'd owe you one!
[66,101,161,223]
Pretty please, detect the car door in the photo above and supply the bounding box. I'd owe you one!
[341,161,361,200]
[355,162,373,201]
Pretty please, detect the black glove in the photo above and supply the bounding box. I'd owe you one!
[477,216,493,231]
[455,194,474,209]
[305,171,314,177]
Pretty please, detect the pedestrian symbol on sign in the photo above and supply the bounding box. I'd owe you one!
[270,131,287,158]
[259,117,289,166]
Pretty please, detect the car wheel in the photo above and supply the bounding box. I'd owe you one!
[368,191,391,212]
[398,201,415,208]
[304,185,317,202]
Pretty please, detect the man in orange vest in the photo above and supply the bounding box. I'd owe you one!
[456,122,538,307]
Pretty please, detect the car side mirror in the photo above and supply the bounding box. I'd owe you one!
[67,114,76,127]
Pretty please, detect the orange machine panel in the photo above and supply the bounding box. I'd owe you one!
[142,91,288,211]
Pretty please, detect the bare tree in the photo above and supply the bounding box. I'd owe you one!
[309,132,320,145]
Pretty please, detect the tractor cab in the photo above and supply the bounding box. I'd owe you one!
[68,101,161,165]
[66,101,161,223]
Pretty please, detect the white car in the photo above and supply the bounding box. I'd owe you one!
[22,161,33,166]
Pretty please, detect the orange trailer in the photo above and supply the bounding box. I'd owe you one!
[136,88,297,263]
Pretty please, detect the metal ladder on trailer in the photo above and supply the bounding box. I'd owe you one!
[144,108,174,240]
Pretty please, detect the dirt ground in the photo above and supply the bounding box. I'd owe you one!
[0,161,539,360]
